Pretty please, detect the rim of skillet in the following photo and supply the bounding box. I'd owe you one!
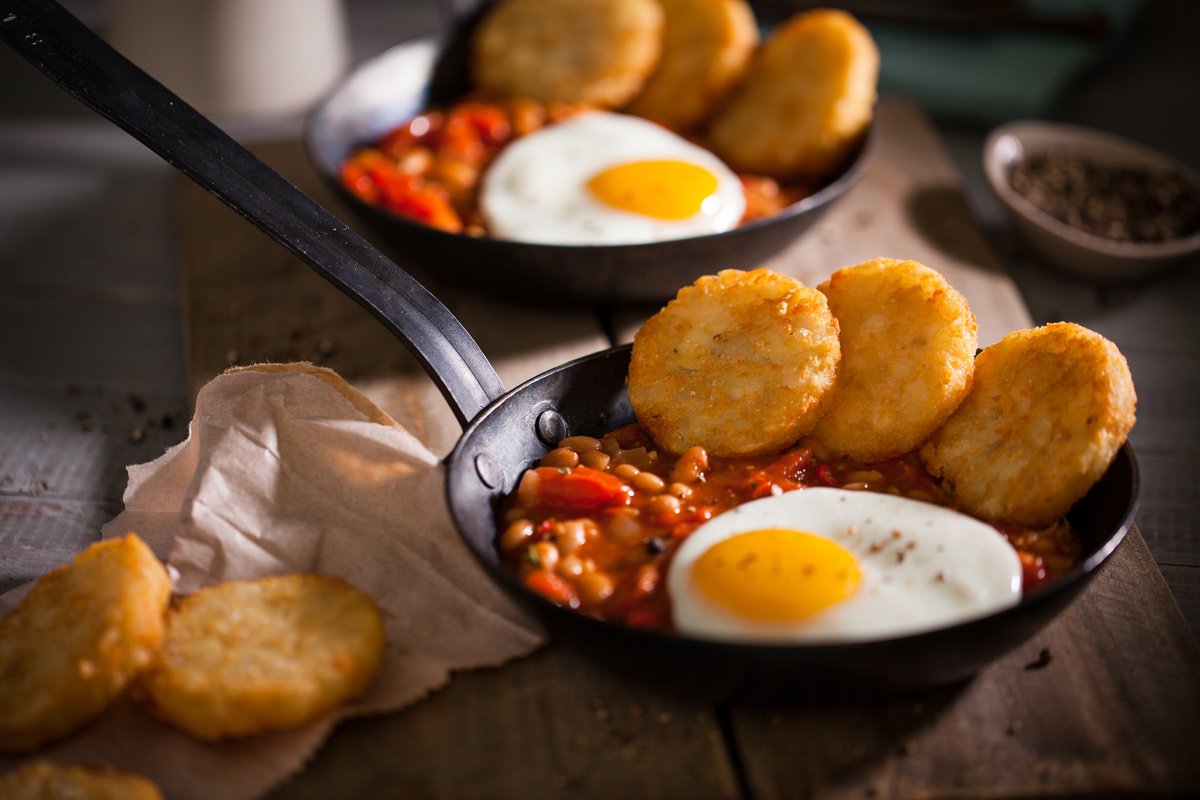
[445,344,1141,659]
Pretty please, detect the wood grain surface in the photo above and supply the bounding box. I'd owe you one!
[169,101,1200,799]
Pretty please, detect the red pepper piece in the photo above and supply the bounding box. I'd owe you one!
[380,112,442,157]
[440,107,485,165]
[533,466,634,510]
[741,447,813,498]
[1019,551,1047,590]
[468,103,512,146]
[524,571,579,609]
[816,463,840,487]
[339,157,378,204]
[605,563,661,621]
[371,170,463,233]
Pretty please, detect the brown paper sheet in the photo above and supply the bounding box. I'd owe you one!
[0,364,545,800]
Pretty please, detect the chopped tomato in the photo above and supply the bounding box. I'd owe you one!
[740,447,812,498]
[605,563,661,621]
[532,466,634,510]
[524,571,579,609]
[468,104,512,146]
[380,111,442,158]
[816,463,840,487]
[339,158,378,204]
[1019,551,1047,589]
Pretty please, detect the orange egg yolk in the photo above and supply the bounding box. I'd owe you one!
[587,160,719,220]
[692,529,861,621]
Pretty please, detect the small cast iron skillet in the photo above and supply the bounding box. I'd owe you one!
[3,1,1138,698]
[302,1,876,304]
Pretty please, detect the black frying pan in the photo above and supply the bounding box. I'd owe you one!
[302,0,876,304]
[2,1,1138,698]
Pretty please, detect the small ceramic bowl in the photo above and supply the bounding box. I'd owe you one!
[983,121,1200,282]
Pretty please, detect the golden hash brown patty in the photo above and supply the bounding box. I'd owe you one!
[919,322,1136,527]
[629,268,841,456]
[0,761,163,800]
[137,574,385,741]
[625,0,759,132]
[706,7,878,182]
[810,258,978,461]
[471,0,663,107]
[0,534,170,754]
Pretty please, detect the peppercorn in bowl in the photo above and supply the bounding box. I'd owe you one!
[984,121,1200,282]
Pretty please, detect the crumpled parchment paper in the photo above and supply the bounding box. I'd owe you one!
[0,363,546,800]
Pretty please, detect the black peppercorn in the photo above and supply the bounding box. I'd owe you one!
[1009,149,1200,243]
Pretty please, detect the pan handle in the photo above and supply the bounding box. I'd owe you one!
[0,1,507,430]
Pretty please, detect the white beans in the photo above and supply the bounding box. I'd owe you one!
[669,446,709,484]
[559,435,601,452]
[499,519,534,550]
[540,447,579,468]
[631,471,666,493]
[534,541,559,570]
[577,573,614,605]
[647,494,681,515]
[668,482,693,499]
[613,463,641,480]
[580,451,611,470]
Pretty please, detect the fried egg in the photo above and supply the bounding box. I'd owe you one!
[667,488,1022,643]
[480,111,746,244]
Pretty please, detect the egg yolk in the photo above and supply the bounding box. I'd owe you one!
[692,529,861,622]
[587,160,719,220]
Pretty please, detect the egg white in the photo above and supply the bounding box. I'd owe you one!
[667,488,1023,644]
[480,111,746,245]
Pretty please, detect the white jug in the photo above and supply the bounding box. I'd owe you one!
[109,0,349,118]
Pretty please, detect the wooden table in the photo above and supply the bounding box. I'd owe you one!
[2,1,1199,797]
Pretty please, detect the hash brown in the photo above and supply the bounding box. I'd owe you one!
[136,574,385,741]
[0,534,170,753]
[706,8,879,182]
[471,0,664,108]
[811,258,978,461]
[0,761,163,800]
[629,268,841,456]
[919,322,1137,527]
[625,0,759,132]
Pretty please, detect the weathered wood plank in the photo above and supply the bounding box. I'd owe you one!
[266,645,740,800]
[1160,564,1200,643]
[0,497,120,591]
[176,140,611,458]
[727,525,1200,799]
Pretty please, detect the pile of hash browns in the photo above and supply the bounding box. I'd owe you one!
[0,534,386,790]
[472,0,879,182]
[628,260,1136,528]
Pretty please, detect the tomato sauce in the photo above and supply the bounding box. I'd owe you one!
[339,96,809,236]
[497,424,1082,633]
